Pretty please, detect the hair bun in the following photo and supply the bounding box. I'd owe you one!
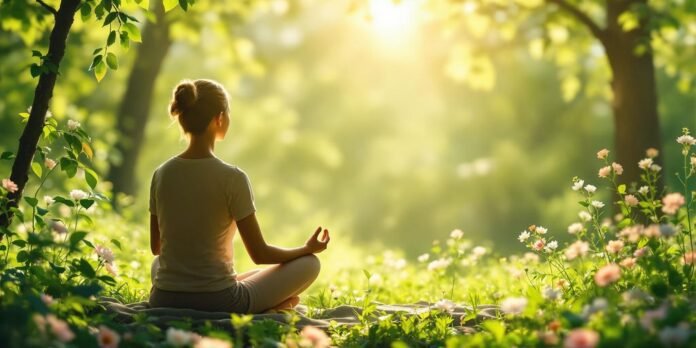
[169,80,198,116]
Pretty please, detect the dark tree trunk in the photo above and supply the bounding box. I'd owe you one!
[604,0,662,189]
[0,0,81,231]
[107,2,171,201]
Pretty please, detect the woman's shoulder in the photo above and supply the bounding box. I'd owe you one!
[214,159,250,178]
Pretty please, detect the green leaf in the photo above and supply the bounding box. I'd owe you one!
[106,52,118,70]
[53,196,75,207]
[79,199,95,210]
[103,12,118,26]
[617,184,626,194]
[122,23,141,42]
[12,240,27,248]
[94,61,107,82]
[30,64,41,77]
[69,231,89,248]
[178,0,188,11]
[163,0,178,11]
[89,55,103,71]
[107,30,116,46]
[60,158,78,178]
[77,259,96,278]
[17,250,29,263]
[481,320,505,342]
[1,152,14,160]
[111,239,121,250]
[31,162,42,178]
[119,32,130,50]
[24,197,38,207]
[80,3,92,20]
[32,50,42,57]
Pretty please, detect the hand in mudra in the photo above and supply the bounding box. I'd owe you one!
[305,227,330,254]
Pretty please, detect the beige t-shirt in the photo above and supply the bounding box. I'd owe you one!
[149,156,256,292]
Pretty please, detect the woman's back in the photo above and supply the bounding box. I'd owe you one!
[150,156,255,292]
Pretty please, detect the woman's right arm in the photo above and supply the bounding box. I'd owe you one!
[237,213,329,264]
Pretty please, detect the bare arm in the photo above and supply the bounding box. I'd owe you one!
[150,214,161,255]
[237,213,330,265]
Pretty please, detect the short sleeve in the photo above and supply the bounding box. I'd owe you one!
[228,169,256,220]
[149,170,158,215]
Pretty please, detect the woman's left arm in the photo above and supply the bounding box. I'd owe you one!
[150,214,161,255]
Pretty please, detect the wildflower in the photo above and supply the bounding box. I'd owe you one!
[500,297,527,315]
[532,239,546,251]
[659,224,676,238]
[624,195,639,207]
[605,240,624,254]
[97,325,120,348]
[545,241,558,252]
[542,286,560,300]
[591,200,604,208]
[434,299,456,313]
[598,166,611,178]
[556,279,570,288]
[567,223,583,234]
[536,226,548,234]
[41,294,54,306]
[650,164,662,172]
[596,149,609,160]
[620,257,636,269]
[662,193,685,215]
[538,331,559,345]
[611,162,623,175]
[300,326,331,348]
[563,328,599,348]
[640,305,668,330]
[548,320,562,332]
[2,178,18,193]
[44,195,55,205]
[646,148,659,158]
[643,224,661,238]
[417,253,429,262]
[46,314,75,342]
[166,328,196,347]
[677,134,696,146]
[691,156,696,168]
[622,288,651,304]
[69,189,88,200]
[67,119,80,131]
[44,158,56,170]
[523,252,539,263]
[95,245,115,264]
[634,247,648,258]
[638,158,653,170]
[578,211,592,222]
[584,185,596,193]
[658,323,690,347]
[564,241,589,261]
[683,251,696,265]
[450,229,464,239]
[427,258,451,271]
[49,220,68,234]
[105,262,118,276]
[572,180,584,191]
[472,246,486,257]
[590,298,608,311]
[368,273,383,287]
[33,314,46,333]
[195,337,232,348]
[518,231,531,242]
[594,264,621,287]
[638,186,649,195]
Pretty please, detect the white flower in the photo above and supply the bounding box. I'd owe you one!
[417,253,430,262]
[449,229,464,239]
[542,286,560,300]
[427,258,451,271]
[44,158,56,170]
[535,226,548,234]
[650,164,662,172]
[638,186,649,195]
[166,328,196,347]
[677,135,696,146]
[518,231,531,242]
[545,241,558,252]
[44,195,55,205]
[434,299,456,313]
[95,245,115,264]
[500,297,528,315]
[67,119,81,131]
[578,211,592,222]
[591,200,605,208]
[572,180,584,191]
[596,149,609,159]
[584,184,597,193]
[49,220,68,234]
[638,158,653,170]
[567,223,583,234]
[69,189,88,200]
[368,273,383,287]
[472,246,486,257]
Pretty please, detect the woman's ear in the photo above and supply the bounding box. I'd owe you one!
[216,112,224,127]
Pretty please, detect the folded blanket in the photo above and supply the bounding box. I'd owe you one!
[99,297,498,334]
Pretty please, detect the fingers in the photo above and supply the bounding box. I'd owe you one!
[311,226,322,240]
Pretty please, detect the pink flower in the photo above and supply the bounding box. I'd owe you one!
[564,240,589,260]
[634,247,648,258]
[41,294,54,305]
[564,328,599,348]
[44,158,57,170]
[683,251,696,265]
[605,240,624,254]
[97,325,120,348]
[596,149,609,160]
[105,262,118,276]
[46,314,75,342]
[300,326,331,348]
[594,264,621,287]
[2,178,18,193]
[532,239,546,251]
[95,245,115,264]
[33,314,46,333]
[662,193,685,215]
[642,224,661,238]
[598,166,611,178]
[195,337,232,348]
[620,257,636,269]
[611,162,623,175]
[624,195,639,207]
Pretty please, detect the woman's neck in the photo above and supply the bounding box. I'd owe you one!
[179,133,216,159]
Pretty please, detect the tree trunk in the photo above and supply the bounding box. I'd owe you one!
[107,2,171,201]
[0,0,81,231]
[604,0,662,189]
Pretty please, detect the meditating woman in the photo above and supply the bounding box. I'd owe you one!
[148,79,330,313]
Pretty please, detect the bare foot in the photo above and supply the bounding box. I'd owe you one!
[266,296,300,313]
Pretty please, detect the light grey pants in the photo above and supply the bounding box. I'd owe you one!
[149,254,321,313]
